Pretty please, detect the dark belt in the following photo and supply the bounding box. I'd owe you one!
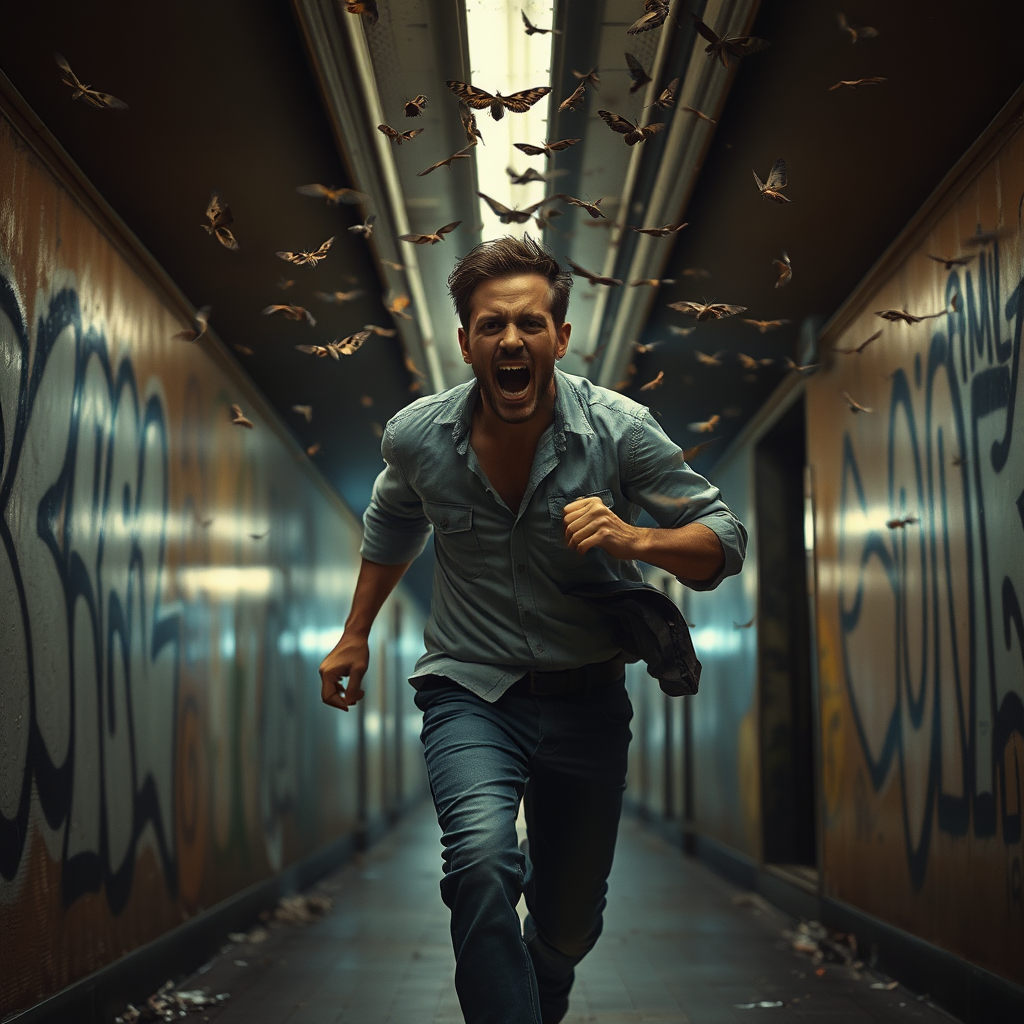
[508,652,626,697]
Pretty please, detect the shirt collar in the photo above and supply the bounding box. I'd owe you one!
[433,368,595,455]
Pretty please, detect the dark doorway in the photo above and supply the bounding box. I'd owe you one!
[754,399,816,870]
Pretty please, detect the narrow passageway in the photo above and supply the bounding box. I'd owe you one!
[190,804,950,1024]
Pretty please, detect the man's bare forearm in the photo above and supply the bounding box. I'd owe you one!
[344,557,414,636]
[633,521,725,583]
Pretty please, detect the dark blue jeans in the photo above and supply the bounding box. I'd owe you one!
[415,675,633,1024]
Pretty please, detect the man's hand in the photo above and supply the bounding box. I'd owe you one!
[562,496,642,560]
[319,631,370,712]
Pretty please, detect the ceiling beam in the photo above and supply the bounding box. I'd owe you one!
[292,0,447,393]
[596,0,762,389]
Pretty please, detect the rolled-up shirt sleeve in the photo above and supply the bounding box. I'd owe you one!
[622,410,747,590]
[360,418,433,564]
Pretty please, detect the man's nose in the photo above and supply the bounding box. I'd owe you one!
[499,324,522,349]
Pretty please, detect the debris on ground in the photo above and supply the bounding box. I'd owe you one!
[782,918,911,995]
[113,890,334,1022]
[782,919,861,968]
[731,892,777,915]
[269,891,334,925]
[114,980,230,1022]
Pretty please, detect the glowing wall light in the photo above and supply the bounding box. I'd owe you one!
[177,566,279,599]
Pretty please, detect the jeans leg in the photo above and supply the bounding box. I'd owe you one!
[417,685,542,1024]
[522,682,632,1024]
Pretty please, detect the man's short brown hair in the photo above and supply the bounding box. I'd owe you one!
[447,235,573,330]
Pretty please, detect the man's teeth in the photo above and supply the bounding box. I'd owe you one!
[496,364,530,396]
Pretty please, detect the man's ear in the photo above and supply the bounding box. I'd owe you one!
[556,321,572,360]
[458,326,471,364]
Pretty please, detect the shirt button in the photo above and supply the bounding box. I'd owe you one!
[537,644,545,652]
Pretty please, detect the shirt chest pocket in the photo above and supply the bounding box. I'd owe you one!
[547,489,615,565]
[423,501,485,581]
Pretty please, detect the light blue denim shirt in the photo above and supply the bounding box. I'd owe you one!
[361,369,746,701]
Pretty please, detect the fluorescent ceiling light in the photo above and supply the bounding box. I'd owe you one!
[464,1,557,240]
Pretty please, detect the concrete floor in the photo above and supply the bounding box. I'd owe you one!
[180,802,956,1023]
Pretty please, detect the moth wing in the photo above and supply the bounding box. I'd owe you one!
[205,189,227,225]
[315,237,335,257]
[730,36,771,57]
[858,26,879,39]
[520,198,551,216]
[93,91,128,109]
[682,438,720,461]
[447,80,495,109]
[477,192,512,216]
[296,183,329,199]
[458,101,484,143]
[624,52,646,78]
[436,221,461,236]
[566,257,594,280]
[398,233,431,244]
[377,123,399,140]
[627,10,664,35]
[713,304,747,317]
[401,128,425,141]
[752,169,766,191]
[547,137,581,151]
[667,301,700,314]
[417,159,445,177]
[766,158,787,189]
[598,110,636,135]
[276,251,299,262]
[215,226,239,251]
[514,142,545,155]
[500,86,552,112]
[337,330,371,355]
[688,14,720,45]
[642,122,666,139]
[559,82,586,111]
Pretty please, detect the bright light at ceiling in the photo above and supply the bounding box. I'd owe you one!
[464,0,557,241]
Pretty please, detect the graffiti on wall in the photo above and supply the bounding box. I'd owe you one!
[837,238,1024,895]
[0,112,426,1015]
[806,118,1024,982]
[0,272,181,912]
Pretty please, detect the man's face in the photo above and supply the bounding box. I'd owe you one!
[458,273,571,425]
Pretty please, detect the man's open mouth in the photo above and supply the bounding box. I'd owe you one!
[496,363,531,398]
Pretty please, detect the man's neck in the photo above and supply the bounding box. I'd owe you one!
[472,388,556,453]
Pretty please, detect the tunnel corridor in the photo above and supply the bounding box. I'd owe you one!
[2,2,1024,1023]
[160,803,955,1024]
